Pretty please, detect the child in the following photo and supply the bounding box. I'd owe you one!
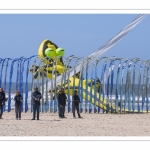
[14,91,23,120]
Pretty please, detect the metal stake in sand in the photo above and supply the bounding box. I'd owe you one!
[61,55,74,89]
[120,59,128,114]
[0,58,6,87]
[50,66,54,113]
[95,57,107,113]
[41,57,48,113]
[30,57,37,112]
[131,58,140,114]
[54,56,62,113]
[106,57,115,114]
[89,63,94,113]
[8,57,22,112]
[45,57,52,112]
[110,58,115,114]
[115,58,122,114]
[72,57,84,97]
[145,62,149,113]
[93,61,98,113]
[85,57,90,113]
[78,59,85,113]
[67,56,77,113]
[37,57,47,112]
[3,58,11,111]
[25,55,37,113]
[137,63,142,114]
[142,61,147,113]
[61,55,74,88]
[102,58,109,113]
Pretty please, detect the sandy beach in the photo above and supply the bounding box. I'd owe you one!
[0,109,150,136]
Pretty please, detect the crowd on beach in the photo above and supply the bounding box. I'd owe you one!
[0,87,82,120]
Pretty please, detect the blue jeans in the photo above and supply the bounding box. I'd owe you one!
[62,106,65,117]
[33,104,40,119]
[58,106,63,118]
[0,105,4,117]
[15,105,21,119]
[58,106,65,118]
[72,105,81,117]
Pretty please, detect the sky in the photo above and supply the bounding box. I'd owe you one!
[0,14,150,61]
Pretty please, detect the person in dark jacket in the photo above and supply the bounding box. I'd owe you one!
[14,91,23,120]
[61,88,67,118]
[57,89,67,118]
[1,88,7,112]
[0,88,5,119]
[57,90,63,118]
[31,87,41,120]
[72,90,82,118]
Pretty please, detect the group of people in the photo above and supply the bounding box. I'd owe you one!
[0,87,23,120]
[57,88,82,119]
[0,86,82,120]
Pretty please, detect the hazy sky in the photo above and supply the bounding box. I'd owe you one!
[0,14,149,60]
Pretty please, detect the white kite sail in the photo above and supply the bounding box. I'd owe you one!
[45,14,147,89]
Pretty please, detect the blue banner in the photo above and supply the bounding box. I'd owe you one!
[102,62,107,113]
[142,65,147,112]
[120,60,128,114]
[85,64,88,113]
[94,64,97,113]
[137,65,142,113]
[3,58,11,111]
[89,64,94,113]
[115,60,122,114]
[132,62,136,113]
[100,63,105,113]
[8,58,19,112]
[110,61,115,113]
[0,59,5,87]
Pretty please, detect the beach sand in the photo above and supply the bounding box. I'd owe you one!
[0,110,150,136]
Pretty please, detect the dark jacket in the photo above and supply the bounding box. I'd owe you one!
[57,93,67,106]
[72,94,80,106]
[14,94,23,106]
[32,91,42,105]
[0,92,5,106]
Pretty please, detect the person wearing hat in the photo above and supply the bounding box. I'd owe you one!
[72,90,82,118]
[14,91,23,120]
[31,87,41,120]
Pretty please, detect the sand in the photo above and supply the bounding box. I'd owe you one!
[0,109,150,136]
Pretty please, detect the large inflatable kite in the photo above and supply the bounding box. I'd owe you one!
[30,38,150,114]
[29,39,109,112]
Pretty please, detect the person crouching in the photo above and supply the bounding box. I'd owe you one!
[14,91,23,120]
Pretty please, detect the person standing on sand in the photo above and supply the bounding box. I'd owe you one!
[1,88,7,111]
[72,90,82,119]
[31,87,41,120]
[0,88,5,119]
[61,88,67,118]
[57,88,67,118]
[14,91,23,120]
[57,89,63,118]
